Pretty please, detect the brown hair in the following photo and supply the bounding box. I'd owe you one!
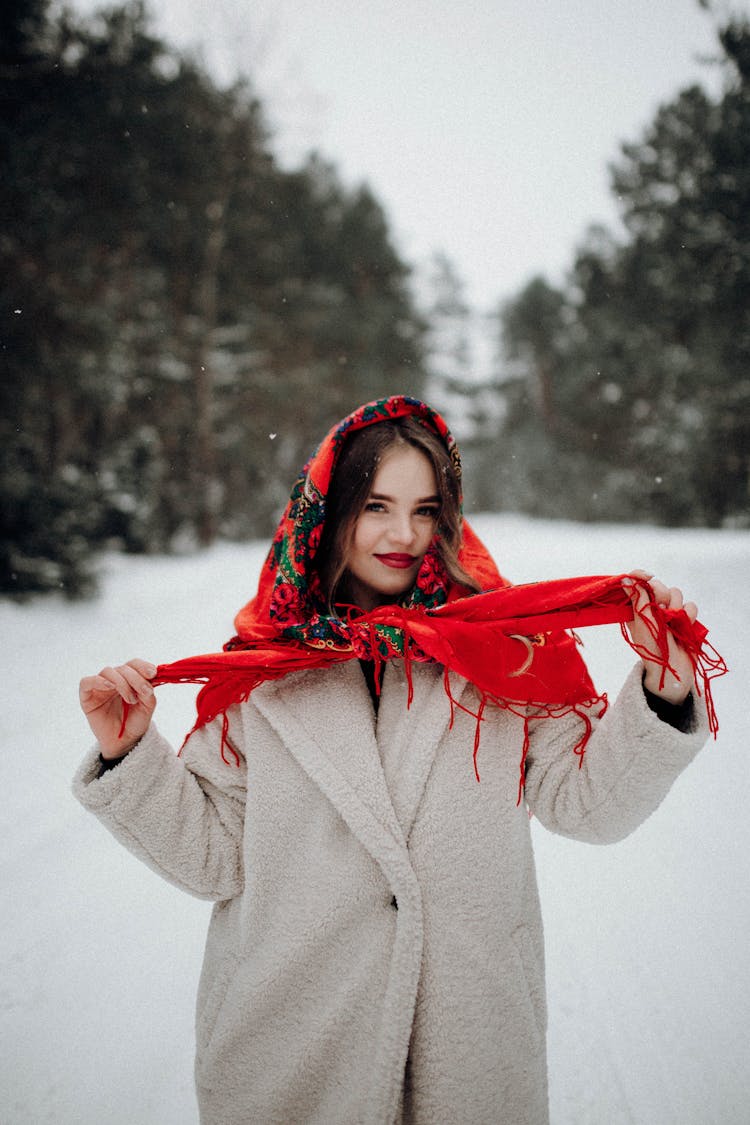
[315,416,481,608]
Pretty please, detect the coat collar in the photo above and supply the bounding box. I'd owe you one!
[251,659,473,859]
[251,660,406,852]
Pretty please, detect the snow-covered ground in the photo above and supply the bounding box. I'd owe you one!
[1,514,747,1124]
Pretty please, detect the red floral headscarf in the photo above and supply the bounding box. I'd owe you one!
[152,395,725,801]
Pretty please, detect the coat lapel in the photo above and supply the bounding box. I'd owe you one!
[251,658,477,856]
[251,661,406,850]
[376,661,474,841]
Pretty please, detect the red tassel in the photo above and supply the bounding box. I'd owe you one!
[403,642,414,708]
[443,666,456,731]
[367,620,381,694]
[118,700,130,740]
[219,711,240,768]
[570,701,597,767]
[472,695,487,782]
[517,716,531,806]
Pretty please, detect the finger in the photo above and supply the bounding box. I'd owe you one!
[126,658,158,679]
[665,586,684,611]
[622,572,656,614]
[79,673,118,704]
[683,600,698,622]
[645,578,671,605]
[99,665,139,705]
[118,663,156,702]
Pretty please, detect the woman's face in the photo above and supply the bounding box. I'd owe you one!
[344,444,439,611]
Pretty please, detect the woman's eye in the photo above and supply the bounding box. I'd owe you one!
[364,501,386,513]
[416,506,439,519]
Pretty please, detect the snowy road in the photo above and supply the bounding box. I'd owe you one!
[1,515,747,1123]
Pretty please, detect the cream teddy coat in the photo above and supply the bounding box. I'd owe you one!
[73,658,708,1125]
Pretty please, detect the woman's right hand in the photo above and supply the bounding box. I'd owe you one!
[79,659,158,759]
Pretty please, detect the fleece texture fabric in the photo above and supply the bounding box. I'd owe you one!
[73,660,708,1125]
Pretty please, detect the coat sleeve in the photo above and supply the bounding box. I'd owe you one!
[72,713,246,901]
[522,662,709,844]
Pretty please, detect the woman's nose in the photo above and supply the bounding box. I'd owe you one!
[388,513,416,545]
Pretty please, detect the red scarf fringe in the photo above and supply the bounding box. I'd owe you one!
[150,573,727,803]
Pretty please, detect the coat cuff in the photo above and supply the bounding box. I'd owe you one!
[72,724,168,807]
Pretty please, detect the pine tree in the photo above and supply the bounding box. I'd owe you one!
[1,1,426,596]
[495,14,750,527]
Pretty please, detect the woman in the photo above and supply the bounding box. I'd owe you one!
[75,395,713,1125]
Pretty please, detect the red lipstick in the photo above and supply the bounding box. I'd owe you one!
[375,553,417,569]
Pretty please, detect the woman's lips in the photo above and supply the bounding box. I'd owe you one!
[374,553,417,569]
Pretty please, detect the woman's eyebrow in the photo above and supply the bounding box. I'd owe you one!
[369,492,440,503]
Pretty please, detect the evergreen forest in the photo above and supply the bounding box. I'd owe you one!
[2,0,749,597]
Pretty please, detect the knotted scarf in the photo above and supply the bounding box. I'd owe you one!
[151,395,726,801]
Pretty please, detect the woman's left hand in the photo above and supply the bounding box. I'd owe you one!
[623,570,697,704]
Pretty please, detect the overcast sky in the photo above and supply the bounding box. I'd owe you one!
[75,0,746,310]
